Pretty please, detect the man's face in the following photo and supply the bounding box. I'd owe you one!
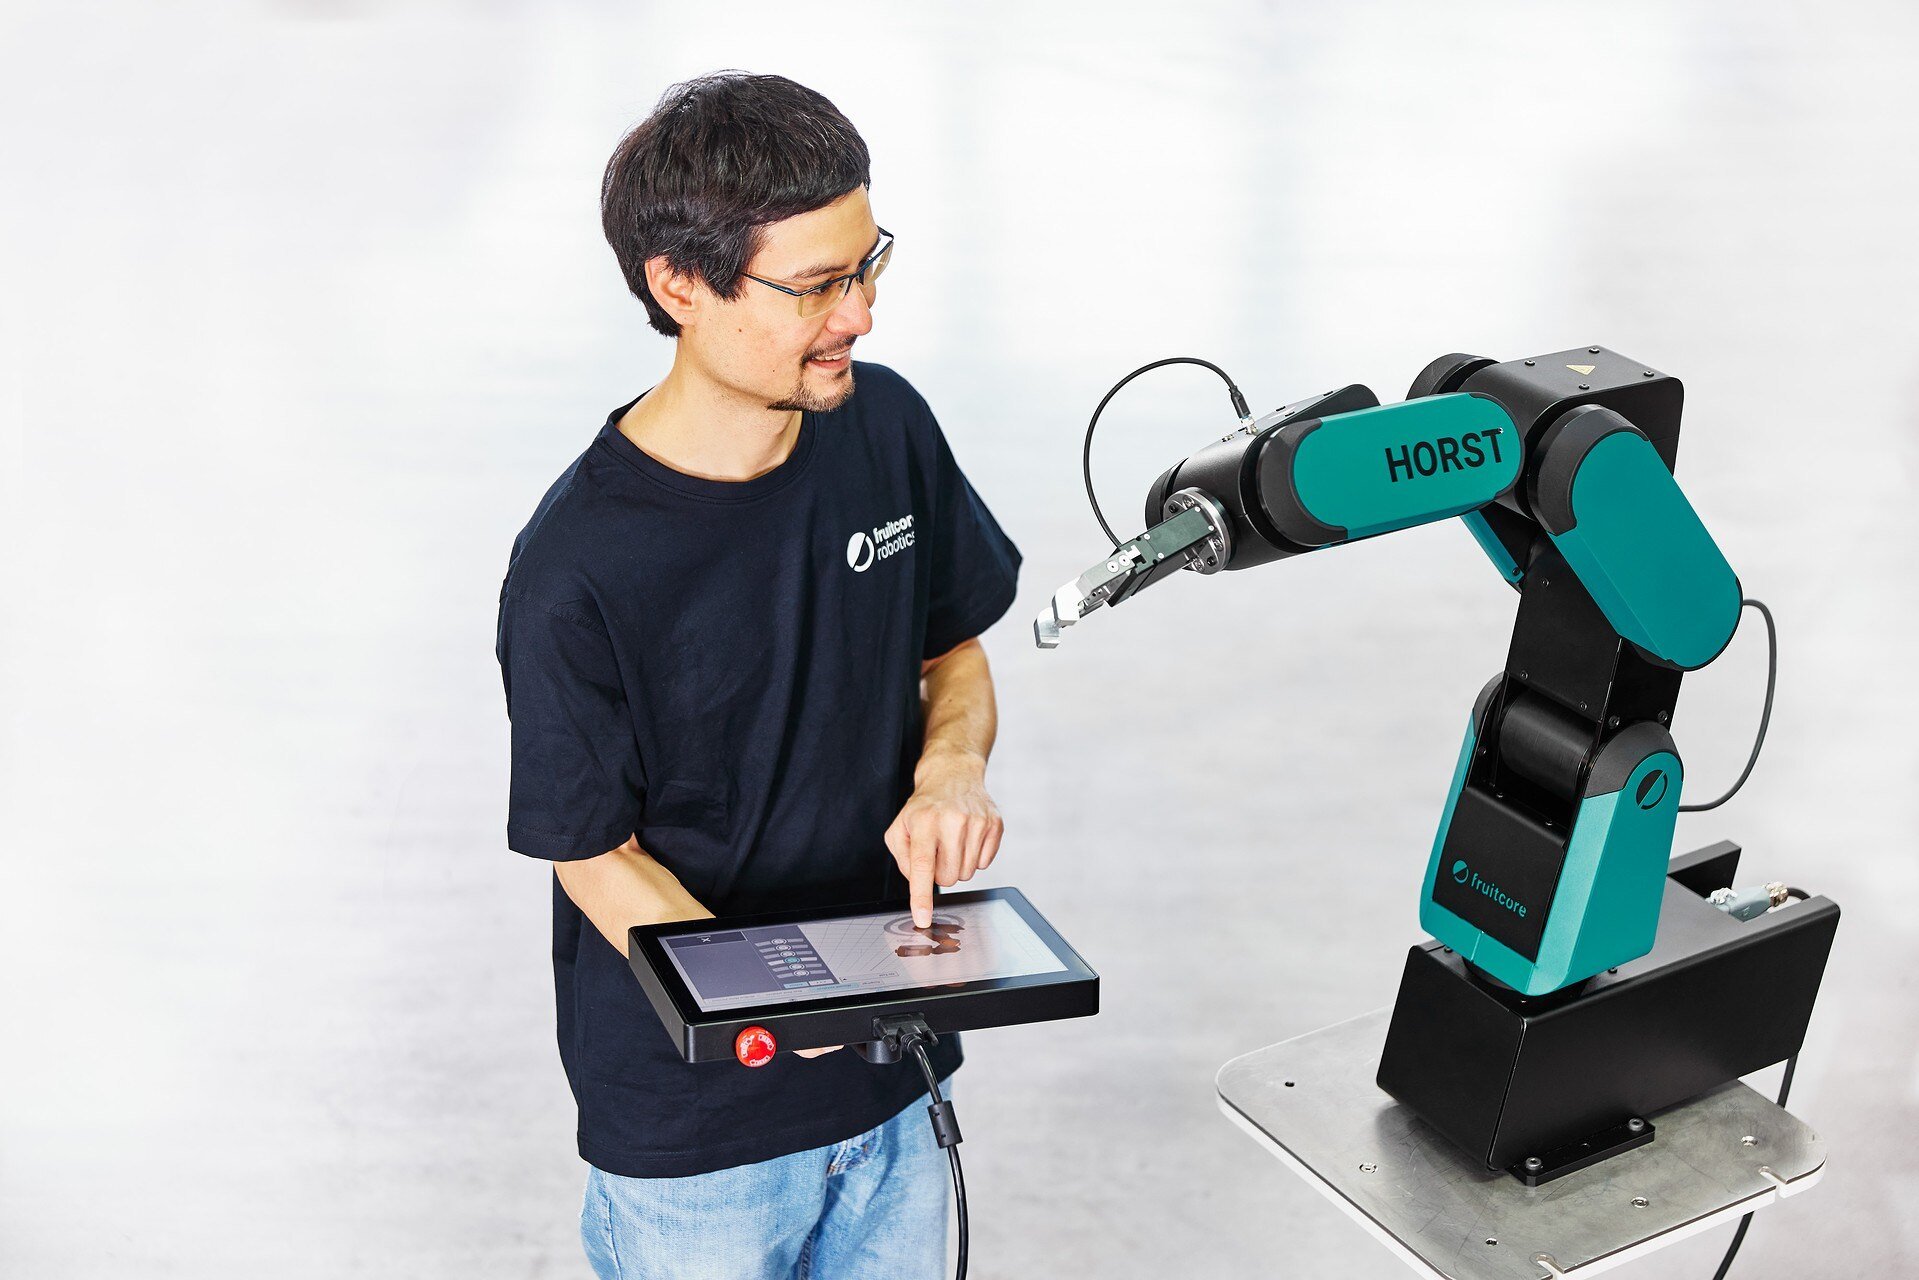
[688,186,880,414]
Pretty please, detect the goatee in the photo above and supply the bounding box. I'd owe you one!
[768,361,855,413]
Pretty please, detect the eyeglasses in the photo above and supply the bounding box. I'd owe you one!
[741,227,894,319]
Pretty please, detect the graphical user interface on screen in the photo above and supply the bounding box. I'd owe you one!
[661,897,1068,1012]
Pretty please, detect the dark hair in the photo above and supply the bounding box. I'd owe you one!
[601,72,872,337]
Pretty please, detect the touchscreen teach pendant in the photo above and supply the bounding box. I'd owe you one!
[627,887,1100,1066]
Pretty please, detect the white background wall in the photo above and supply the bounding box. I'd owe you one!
[3,2,1915,1275]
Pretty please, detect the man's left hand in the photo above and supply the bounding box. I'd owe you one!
[883,751,1003,928]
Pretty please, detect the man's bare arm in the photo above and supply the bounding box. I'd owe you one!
[919,636,998,770]
[555,837,840,1058]
[883,637,1004,926]
[553,835,713,954]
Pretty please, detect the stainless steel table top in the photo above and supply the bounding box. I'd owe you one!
[1215,1009,1825,1278]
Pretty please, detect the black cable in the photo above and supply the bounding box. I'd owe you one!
[905,1036,967,1280]
[1783,886,1811,901]
[1681,598,1777,812]
[945,1143,967,1280]
[1709,1054,1798,1280]
[1709,1216,1752,1280]
[1082,357,1250,544]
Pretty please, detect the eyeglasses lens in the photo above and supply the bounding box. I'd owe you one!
[795,239,892,318]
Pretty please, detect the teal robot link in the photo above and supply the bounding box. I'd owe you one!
[1036,346,1741,997]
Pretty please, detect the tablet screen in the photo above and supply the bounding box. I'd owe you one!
[660,896,1070,1012]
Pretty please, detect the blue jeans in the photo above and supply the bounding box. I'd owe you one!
[580,1085,951,1280]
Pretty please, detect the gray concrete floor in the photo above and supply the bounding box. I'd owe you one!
[4,3,1916,1276]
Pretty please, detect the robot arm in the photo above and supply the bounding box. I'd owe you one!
[1035,385,1523,644]
[1037,347,1744,996]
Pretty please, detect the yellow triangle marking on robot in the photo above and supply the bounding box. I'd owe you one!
[1567,363,1596,375]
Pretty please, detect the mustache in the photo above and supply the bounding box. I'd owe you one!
[806,341,855,362]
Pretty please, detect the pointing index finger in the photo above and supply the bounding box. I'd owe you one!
[909,830,936,928]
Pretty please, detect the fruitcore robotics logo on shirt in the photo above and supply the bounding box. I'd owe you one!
[846,513,915,572]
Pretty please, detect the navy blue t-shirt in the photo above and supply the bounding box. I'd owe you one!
[496,362,1021,1177]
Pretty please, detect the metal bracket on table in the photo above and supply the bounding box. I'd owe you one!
[1215,1009,1824,1279]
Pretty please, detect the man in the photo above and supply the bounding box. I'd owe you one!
[495,72,1020,1280]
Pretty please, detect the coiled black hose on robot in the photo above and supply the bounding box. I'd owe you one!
[1680,599,1777,812]
[1081,357,1250,545]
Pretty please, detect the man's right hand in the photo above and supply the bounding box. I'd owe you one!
[882,752,1003,928]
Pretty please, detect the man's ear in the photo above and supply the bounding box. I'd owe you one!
[643,255,704,329]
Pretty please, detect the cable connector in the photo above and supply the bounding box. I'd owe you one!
[1228,383,1252,429]
[854,1013,936,1064]
[1708,882,1792,921]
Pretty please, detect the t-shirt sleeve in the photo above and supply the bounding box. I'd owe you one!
[922,421,1023,660]
[496,592,646,860]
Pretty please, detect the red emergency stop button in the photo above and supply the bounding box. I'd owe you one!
[735,1025,777,1067]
